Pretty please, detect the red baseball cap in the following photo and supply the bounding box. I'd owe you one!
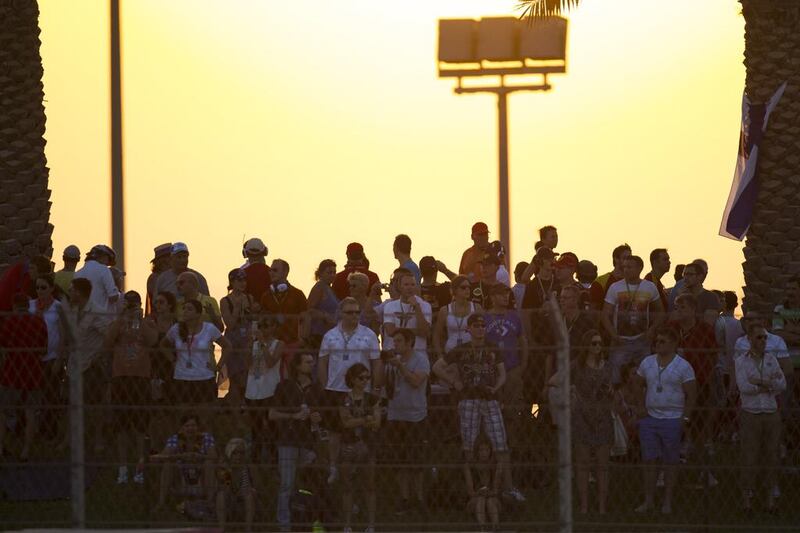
[471,222,489,235]
[346,242,365,259]
[555,252,578,270]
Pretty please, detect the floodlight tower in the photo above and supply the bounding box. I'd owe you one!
[438,17,567,263]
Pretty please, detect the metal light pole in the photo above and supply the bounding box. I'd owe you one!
[439,17,567,265]
[110,0,124,282]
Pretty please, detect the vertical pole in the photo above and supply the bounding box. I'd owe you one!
[497,90,511,265]
[69,353,86,527]
[110,0,125,284]
[549,294,572,533]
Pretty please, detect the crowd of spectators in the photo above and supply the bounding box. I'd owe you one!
[1,223,798,531]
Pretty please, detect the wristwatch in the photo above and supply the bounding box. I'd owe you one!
[682,416,691,423]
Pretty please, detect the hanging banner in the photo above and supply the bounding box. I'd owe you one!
[719,82,787,241]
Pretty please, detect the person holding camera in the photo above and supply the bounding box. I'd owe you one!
[105,291,158,484]
[339,363,382,533]
[433,313,524,504]
[384,328,430,515]
[382,272,432,353]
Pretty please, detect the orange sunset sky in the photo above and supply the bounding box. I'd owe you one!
[39,0,746,299]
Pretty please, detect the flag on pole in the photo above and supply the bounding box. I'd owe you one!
[719,82,787,241]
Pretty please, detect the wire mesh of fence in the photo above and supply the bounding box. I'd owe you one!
[1,304,799,532]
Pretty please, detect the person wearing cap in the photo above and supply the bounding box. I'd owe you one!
[332,243,381,301]
[74,244,120,313]
[54,245,81,295]
[154,242,210,298]
[432,313,525,502]
[485,284,528,410]
[554,252,580,289]
[577,260,605,312]
[221,268,257,406]
[104,290,158,484]
[470,253,515,310]
[459,222,492,283]
[241,237,271,302]
[393,234,421,284]
[145,243,172,315]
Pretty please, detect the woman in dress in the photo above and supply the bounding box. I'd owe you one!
[305,259,339,347]
[571,329,614,514]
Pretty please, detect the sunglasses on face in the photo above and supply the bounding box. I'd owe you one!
[458,285,470,290]
[342,310,360,315]
[36,284,49,290]
[590,341,603,346]
[356,374,370,381]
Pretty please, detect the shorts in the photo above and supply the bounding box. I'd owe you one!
[0,387,43,408]
[83,363,109,405]
[110,376,150,433]
[171,379,218,405]
[639,416,682,464]
[340,439,374,466]
[457,399,508,454]
[382,419,428,464]
[323,390,346,431]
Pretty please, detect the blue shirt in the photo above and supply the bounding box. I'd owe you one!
[485,310,523,370]
[401,259,421,284]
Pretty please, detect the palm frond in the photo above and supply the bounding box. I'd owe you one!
[517,0,583,19]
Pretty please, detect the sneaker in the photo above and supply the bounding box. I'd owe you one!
[133,471,145,484]
[588,472,596,484]
[707,472,718,488]
[364,527,375,533]
[116,466,129,485]
[772,484,781,499]
[656,471,665,488]
[327,465,338,485]
[395,498,410,516]
[505,487,526,502]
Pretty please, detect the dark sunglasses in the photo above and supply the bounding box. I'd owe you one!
[342,310,360,315]
[590,341,603,346]
[356,374,370,381]
[36,284,49,290]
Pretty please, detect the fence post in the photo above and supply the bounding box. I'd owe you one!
[68,353,86,528]
[548,294,572,533]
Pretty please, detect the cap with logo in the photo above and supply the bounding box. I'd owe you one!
[555,252,579,270]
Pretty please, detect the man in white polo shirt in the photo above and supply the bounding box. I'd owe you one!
[318,296,382,483]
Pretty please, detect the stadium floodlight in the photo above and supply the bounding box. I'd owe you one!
[438,16,567,262]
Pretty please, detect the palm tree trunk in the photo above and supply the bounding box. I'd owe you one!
[0,0,53,272]
[741,0,800,313]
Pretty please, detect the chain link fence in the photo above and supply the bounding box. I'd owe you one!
[1,304,799,532]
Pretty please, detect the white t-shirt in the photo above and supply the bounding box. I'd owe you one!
[29,299,62,362]
[319,324,380,392]
[74,260,120,314]
[734,333,789,360]
[605,278,660,339]
[382,296,432,351]
[637,353,695,419]
[715,315,744,373]
[166,322,222,381]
